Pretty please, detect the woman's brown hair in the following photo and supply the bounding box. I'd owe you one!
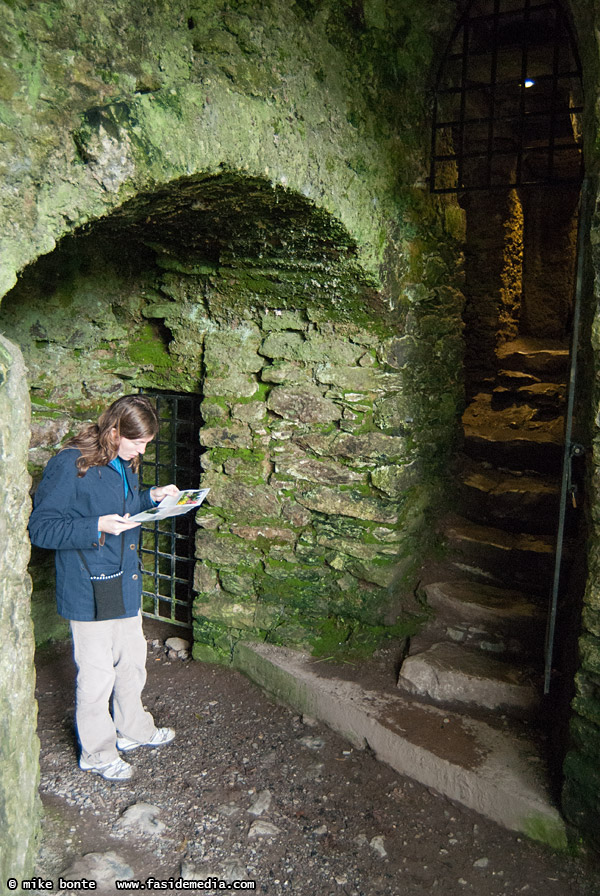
[64,395,159,476]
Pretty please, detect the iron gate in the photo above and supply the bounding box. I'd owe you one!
[430,0,583,193]
[138,390,203,628]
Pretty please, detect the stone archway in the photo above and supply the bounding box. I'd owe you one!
[0,0,481,872]
[2,170,426,660]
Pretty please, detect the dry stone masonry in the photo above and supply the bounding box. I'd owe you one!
[190,299,424,659]
[2,0,600,873]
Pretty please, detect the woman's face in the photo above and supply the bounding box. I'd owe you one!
[116,435,153,461]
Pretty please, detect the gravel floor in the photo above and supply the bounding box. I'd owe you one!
[33,620,600,895]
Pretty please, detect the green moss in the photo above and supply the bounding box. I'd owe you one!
[521,814,568,852]
[209,447,265,465]
[234,381,270,403]
[192,616,241,663]
[127,322,171,368]
[192,642,225,663]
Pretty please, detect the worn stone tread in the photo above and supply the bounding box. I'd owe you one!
[444,517,557,595]
[421,580,546,659]
[233,641,565,846]
[458,463,560,533]
[397,641,539,714]
[444,517,556,555]
[424,580,544,624]
[496,338,569,381]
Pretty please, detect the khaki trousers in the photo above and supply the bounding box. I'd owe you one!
[70,613,156,766]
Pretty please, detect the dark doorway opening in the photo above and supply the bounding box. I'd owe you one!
[139,390,203,629]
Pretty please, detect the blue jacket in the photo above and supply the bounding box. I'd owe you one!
[28,448,154,621]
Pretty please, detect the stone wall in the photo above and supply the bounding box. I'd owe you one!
[553,0,600,853]
[18,0,600,870]
[561,184,600,850]
[0,0,455,298]
[175,278,438,659]
[461,188,523,389]
[521,187,579,339]
[0,197,464,654]
[0,336,40,881]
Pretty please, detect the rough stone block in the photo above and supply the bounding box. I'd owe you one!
[274,443,364,485]
[296,484,398,524]
[199,424,253,450]
[295,430,408,463]
[267,384,341,424]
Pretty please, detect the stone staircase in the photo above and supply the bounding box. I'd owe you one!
[235,337,574,842]
[398,337,570,723]
[234,341,568,849]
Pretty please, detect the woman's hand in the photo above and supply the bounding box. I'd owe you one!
[150,484,179,502]
[98,513,141,535]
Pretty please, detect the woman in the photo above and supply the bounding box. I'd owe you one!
[29,395,179,781]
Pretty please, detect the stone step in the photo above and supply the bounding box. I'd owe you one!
[444,517,556,596]
[397,641,539,716]
[458,463,560,534]
[463,388,565,428]
[234,640,566,846]
[463,423,564,475]
[497,369,542,389]
[492,380,566,415]
[423,580,546,658]
[496,338,569,383]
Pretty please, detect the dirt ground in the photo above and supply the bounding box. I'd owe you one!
[32,620,600,896]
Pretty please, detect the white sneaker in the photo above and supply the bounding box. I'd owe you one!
[116,727,175,752]
[79,756,133,781]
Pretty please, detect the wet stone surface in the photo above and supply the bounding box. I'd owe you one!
[33,622,600,895]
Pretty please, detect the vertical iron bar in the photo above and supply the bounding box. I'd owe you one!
[487,0,500,189]
[544,176,591,694]
[516,0,532,187]
[547,3,561,181]
[458,16,470,191]
[431,89,440,192]
[170,396,178,622]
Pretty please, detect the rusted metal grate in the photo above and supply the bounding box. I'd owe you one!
[431,0,583,193]
[138,390,203,629]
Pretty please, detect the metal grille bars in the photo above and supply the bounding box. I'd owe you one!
[430,0,583,193]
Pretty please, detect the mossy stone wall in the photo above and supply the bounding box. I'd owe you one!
[0,0,465,671]
[557,0,600,854]
[9,0,600,869]
[1,197,464,655]
[0,336,40,882]
[562,184,600,850]
[0,0,456,299]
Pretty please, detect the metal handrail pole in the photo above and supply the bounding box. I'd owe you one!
[544,176,591,694]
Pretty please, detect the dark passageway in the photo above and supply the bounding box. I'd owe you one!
[398,0,586,804]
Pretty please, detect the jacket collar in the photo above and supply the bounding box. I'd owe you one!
[106,457,138,502]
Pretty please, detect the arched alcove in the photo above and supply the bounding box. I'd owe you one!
[1,171,430,663]
[0,0,492,871]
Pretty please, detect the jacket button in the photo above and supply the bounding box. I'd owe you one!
[132,574,138,580]
[130,544,136,550]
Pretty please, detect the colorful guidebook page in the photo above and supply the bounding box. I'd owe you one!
[129,487,210,522]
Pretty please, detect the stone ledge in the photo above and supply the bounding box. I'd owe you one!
[233,640,567,849]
